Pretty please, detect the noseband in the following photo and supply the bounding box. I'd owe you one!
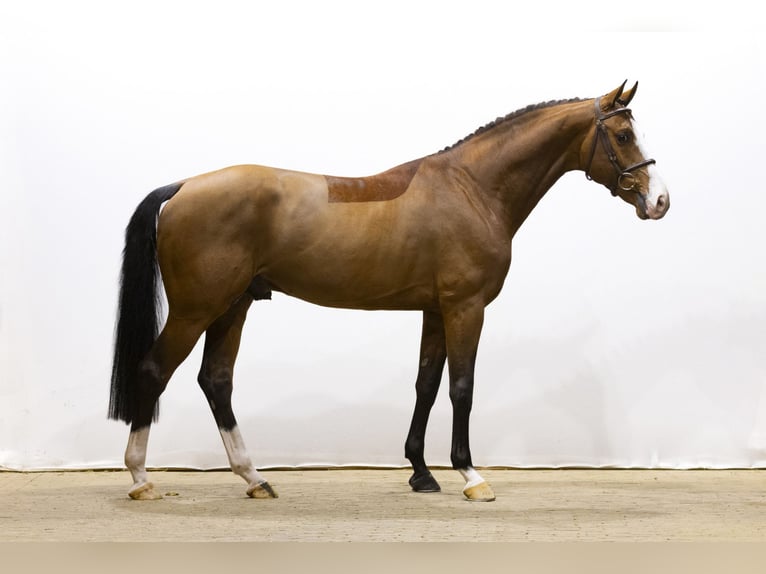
[584,97,656,196]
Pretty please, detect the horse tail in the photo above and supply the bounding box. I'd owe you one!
[109,182,184,424]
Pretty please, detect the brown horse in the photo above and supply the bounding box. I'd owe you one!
[110,82,669,502]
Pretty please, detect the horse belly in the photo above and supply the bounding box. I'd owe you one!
[262,229,438,310]
[258,193,438,310]
[266,263,437,311]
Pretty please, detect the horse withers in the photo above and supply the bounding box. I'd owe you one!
[110,82,669,502]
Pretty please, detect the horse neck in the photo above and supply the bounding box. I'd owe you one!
[444,100,594,237]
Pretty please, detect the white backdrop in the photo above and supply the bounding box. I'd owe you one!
[1,2,764,470]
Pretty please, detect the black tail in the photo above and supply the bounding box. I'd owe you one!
[109,182,184,424]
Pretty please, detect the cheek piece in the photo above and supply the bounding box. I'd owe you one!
[584,97,656,197]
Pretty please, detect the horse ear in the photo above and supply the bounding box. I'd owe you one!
[603,80,628,110]
[617,81,638,107]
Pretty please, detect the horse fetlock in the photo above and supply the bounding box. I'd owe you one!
[404,438,424,461]
[124,428,150,473]
[230,460,256,480]
[409,471,441,493]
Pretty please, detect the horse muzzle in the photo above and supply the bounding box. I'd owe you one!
[637,187,670,220]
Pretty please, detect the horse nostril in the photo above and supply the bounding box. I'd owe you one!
[656,194,667,211]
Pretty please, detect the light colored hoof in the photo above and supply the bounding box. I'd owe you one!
[128,482,163,500]
[463,481,496,502]
[247,481,278,499]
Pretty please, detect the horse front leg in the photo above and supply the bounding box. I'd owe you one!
[404,310,447,492]
[443,301,496,502]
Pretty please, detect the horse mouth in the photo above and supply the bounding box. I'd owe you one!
[647,200,670,220]
[636,192,670,221]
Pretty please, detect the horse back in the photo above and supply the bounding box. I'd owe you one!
[158,162,510,310]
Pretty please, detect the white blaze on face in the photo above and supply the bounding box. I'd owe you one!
[631,118,669,218]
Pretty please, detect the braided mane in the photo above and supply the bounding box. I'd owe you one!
[439,97,585,153]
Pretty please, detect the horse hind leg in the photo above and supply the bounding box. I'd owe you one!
[197,292,277,499]
[125,315,209,500]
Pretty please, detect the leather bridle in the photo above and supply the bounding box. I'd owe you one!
[584,97,656,196]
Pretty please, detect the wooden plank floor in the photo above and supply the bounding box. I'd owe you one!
[1,468,764,542]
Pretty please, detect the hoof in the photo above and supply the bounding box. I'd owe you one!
[463,481,496,502]
[409,471,441,493]
[128,482,163,500]
[247,481,278,499]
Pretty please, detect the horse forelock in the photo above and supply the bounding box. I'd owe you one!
[439,97,586,153]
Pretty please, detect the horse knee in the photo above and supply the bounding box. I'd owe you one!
[448,377,473,408]
[415,375,439,399]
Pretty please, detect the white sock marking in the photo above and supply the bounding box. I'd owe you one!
[220,426,267,487]
[125,427,151,487]
[458,467,485,489]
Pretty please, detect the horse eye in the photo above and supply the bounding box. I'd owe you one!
[616,131,632,145]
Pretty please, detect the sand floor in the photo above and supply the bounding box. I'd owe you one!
[1,468,765,542]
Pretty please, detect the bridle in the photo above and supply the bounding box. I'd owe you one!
[584,97,656,196]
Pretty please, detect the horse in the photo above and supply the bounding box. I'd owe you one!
[109,81,669,502]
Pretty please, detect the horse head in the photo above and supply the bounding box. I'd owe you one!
[584,81,670,220]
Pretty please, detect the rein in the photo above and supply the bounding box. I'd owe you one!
[584,97,656,196]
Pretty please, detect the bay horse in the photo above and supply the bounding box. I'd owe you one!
[110,82,669,502]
